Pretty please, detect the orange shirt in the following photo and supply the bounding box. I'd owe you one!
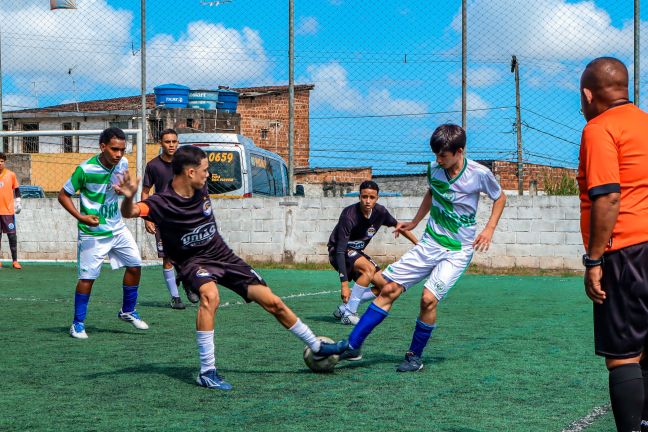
[0,168,19,215]
[577,103,648,252]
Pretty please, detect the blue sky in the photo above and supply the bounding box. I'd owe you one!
[1,0,644,173]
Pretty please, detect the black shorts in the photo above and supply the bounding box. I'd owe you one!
[328,247,380,282]
[177,250,267,303]
[154,228,165,258]
[594,241,648,359]
[0,215,16,234]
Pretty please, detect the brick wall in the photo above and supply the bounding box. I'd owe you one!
[7,195,585,270]
[491,161,577,191]
[237,89,311,168]
[295,167,372,196]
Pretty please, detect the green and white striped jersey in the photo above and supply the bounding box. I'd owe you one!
[424,158,501,250]
[64,155,128,238]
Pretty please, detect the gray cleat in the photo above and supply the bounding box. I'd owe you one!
[396,352,423,372]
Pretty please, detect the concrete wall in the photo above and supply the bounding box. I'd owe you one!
[2,195,585,270]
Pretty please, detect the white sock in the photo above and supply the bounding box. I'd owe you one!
[360,287,377,303]
[289,319,321,353]
[163,268,180,298]
[196,330,215,373]
[345,283,368,314]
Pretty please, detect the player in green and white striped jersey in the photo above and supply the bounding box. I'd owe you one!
[58,127,147,339]
[326,124,507,372]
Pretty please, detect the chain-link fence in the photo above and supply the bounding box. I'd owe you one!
[0,0,642,195]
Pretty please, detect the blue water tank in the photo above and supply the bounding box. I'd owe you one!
[217,89,240,113]
[188,89,220,110]
[154,83,190,108]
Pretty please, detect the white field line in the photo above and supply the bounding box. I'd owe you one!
[561,404,611,432]
[1,289,337,306]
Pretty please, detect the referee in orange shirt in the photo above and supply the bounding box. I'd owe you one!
[0,152,22,269]
[578,57,648,432]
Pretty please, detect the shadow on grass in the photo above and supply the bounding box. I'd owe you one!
[337,354,447,370]
[39,326,148,336]
[305,314,340,324]
[84,364,193,385]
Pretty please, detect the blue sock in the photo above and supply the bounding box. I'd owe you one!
[408,319,436,357]
[73,292,90,324]
[122,285,138,313]
[349,303,389,349]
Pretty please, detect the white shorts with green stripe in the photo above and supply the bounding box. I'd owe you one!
[77,228,142,280]
[381,236,473,301]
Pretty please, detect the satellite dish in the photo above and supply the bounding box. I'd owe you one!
[50,0,77,10]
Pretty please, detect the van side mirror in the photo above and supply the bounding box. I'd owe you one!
[295,184,305,196]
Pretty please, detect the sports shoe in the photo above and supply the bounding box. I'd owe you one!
[396,351,424,372]
[181,280,199,304]
[69,322,88,339]
[339,345,362,361]
[196,369,232,390]
[332,304,345,320]
[170,296,186,310]
[12,261,21,269]
[317,339,349,357]
[117,309,149,330]
[341,312,359,325]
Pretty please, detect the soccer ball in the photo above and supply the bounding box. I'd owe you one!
[303,336,340,373]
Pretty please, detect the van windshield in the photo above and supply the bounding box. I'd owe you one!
[205,150,242,194]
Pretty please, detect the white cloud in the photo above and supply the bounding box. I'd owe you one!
[2,94,38,111]
[450,0,633,61]
[304,62,427,115]
[450,92,490,118]
[296,16,319,36]
[448,67,503,87]
[0,0,270,105]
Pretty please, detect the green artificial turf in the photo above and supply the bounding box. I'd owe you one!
[0,264,615,431]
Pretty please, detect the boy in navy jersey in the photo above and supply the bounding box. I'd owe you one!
[328,181,417,325]
[117,146,328,390]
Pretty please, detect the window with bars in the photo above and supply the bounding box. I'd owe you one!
[62,122,79,153]
[22,123,39,153]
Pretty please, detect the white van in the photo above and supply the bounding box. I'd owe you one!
[178,133,289,198]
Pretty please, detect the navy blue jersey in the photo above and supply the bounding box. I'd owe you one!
[327,203,398,282]
[143,156,173,194]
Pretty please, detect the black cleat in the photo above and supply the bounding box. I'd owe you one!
[396,351,423,372]
[179,279,199,304]
[170,296,186,309]
[339,346,362,361]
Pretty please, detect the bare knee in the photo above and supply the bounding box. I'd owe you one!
[380,282,403,302]
[261,295,288,316]
[125,266,141,277]
[420,290,439,313]
[200,290,220,311]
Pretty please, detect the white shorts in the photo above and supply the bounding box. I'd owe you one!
[77,229,142,280]
[381,237,473,301]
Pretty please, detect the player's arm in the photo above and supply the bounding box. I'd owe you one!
[13,177,22,214]
[400,228,419,245]
[140,185,151,201]
[140,185,156,234]
[473,192,506,252]
[57,189,99,227]
[395,190,432,234]
[115,170,142,218]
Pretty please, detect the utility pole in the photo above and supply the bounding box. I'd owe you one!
[288,0,295,195]
[511,55,523,196]
[461,0,467,129]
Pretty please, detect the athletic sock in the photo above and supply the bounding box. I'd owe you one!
[348,302,389,350]
[289,319,321,353]
[609,363,643,432]
[121,285,138,313]
[163,268,180,298]
[345,283,368,314]
[8,233,18,261]
[408,319,436,357]
[641,362,648,431]
[73,292,90,324]
[360,287,377,303]
[196,330,216,373]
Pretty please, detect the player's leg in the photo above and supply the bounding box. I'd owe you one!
[639,351,648,431]
[339,255,379,324]
[606,356,643,432]
[246,283,325,355]
[108,229,148,330]
[163,257,185,309]
[6,216,20,268]
[195,281,232,390]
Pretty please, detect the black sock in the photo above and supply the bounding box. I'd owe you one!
[640,359,648,432]
[609,363,643,432]
[7,233,17,262]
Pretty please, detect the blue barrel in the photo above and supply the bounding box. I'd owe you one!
[217,89,239,113]
[188,89,220,110]
[154,83,190,108]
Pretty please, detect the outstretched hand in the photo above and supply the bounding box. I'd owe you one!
[113,171,140,199]
[473,227,494,252]
[394,221,417,238]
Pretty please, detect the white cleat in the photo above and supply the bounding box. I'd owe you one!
[333,304,345,320]
[117,310,149,330]
[341,312,360,325]
[70,322,88,339]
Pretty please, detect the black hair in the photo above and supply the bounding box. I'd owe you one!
[99,127,126,145]
[160,128,178,142]
[172,145,206,175]
[0,152,6,161]
[359,180,379,193]
[430,124,466,154]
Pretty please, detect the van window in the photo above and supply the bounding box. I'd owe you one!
[206,150,242,194]
[251,154,273,195]
[269,159,284,196]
